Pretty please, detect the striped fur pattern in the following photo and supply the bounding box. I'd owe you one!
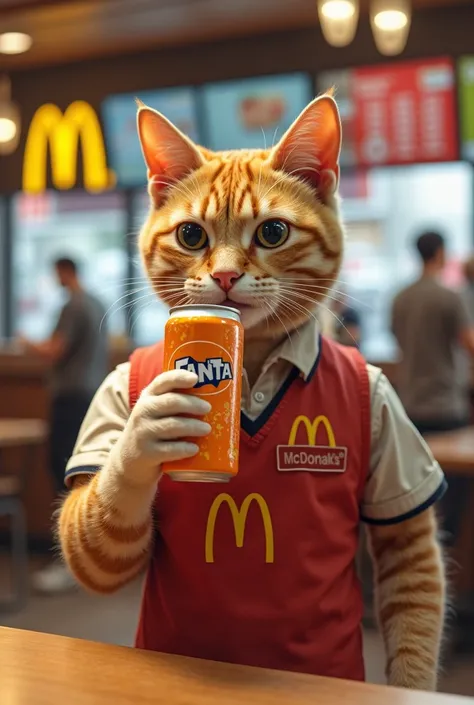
[58,95,445,689]
[367,509,445,690]
[59,474,153,594]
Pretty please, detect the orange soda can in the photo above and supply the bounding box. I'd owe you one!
[162,304,244,482]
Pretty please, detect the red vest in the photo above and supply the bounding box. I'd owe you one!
[130,336,370,681]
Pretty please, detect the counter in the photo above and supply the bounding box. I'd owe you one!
[0,627,468,705]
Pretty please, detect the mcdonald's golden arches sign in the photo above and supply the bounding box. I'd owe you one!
[22,101,113,194]
[277,415,347,473]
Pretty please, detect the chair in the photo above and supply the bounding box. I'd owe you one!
[0,465,29,611]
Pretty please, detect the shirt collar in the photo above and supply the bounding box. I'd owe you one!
[262,318,320,382]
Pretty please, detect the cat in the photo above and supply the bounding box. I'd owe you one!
[58,93,445,690]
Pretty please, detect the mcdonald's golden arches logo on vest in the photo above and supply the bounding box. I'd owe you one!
[22,101,114,194]
[205,493,274,564]
[277,415,348,473]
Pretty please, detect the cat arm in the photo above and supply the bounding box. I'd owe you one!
[367,507,445,691]
[57,366,209,594]
[363,366,447,691]
[58,472,154,594]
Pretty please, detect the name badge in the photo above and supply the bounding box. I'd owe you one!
[276,444,348,473]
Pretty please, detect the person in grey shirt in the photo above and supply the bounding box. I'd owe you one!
[392,232,474,653]
[21,257,108,592]
[392,232,474,433]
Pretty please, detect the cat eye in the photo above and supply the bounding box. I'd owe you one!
[177,222,208,251]
[255,220,290,249]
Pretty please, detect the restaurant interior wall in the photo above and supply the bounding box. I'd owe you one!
[2,1,474,358]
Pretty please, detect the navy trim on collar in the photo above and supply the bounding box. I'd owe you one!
[305,334,322,384]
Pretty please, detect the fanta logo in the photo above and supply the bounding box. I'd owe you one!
[175,356,233,388]
[276,415,348,473]
[168,339,234,396]
[205,493,274,563]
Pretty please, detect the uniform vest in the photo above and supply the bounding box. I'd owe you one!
[130,335,370,680]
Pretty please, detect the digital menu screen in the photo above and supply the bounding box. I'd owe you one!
[318,58,458,167]
[102,87,200,187]
[201,73,313,151]
[459,56,474,161]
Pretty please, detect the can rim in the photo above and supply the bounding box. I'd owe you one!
[169,303,241,318]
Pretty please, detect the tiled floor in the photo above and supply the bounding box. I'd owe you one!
[0,557,473,698]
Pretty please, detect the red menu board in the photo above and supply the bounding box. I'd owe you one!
[319,58,458,167]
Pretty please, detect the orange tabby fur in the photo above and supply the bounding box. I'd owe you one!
[58,94,445,689]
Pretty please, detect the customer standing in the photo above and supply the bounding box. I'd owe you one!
[392,232,474,434]
[20,257,108,593]
[392,232,474,549]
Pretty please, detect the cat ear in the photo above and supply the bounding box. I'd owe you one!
[136,101,204,204]
[269,94,341,200]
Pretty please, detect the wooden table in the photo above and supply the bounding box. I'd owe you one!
[0,419,48,449]
[425,427,474,476]
[0,418,48,497]
[0,420,48,608]
[0,627,470,705]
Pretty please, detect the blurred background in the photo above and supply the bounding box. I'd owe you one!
[0,0,474,697]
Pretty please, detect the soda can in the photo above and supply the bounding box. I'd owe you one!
[162,304,243,482]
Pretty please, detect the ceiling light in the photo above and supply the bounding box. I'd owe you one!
[0,117,17,142]
[0,75,20,154]
[370,0,411,55]
[0,32,32,55]
[321,0,355,20]
[373,9,408,30]
[318,0,359,47]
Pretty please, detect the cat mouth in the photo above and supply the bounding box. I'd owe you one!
[222,298,252,310]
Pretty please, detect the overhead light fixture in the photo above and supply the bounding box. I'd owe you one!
[370,0,411,55]
[0,32,32,55]
[318,0,359,47]
[0,75,20,155]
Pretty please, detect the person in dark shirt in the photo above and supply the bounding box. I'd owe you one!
[20,257,108,593]
[392,232,474,653]
[392,232,474,432]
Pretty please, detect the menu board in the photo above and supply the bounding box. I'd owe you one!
[102,87,199,187]
[318,58,458,167]
[459,56,474,161]
[201,73,312,151]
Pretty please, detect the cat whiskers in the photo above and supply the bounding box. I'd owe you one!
[255,296,296,349]
[276,290,359,347]
[280,280,371,310]
[129,289,189,336]
[99,285,153,332]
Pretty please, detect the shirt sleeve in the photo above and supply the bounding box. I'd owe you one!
[448,290,471,338]
[54,301,81,347]
[361,365,447,525]
[64,362,131,487]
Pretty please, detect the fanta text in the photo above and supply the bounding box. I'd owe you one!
[175,356,233,388]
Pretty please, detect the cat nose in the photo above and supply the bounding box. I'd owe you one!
[211,271,241,293]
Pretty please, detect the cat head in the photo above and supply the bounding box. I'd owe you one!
[137,93,343,337]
